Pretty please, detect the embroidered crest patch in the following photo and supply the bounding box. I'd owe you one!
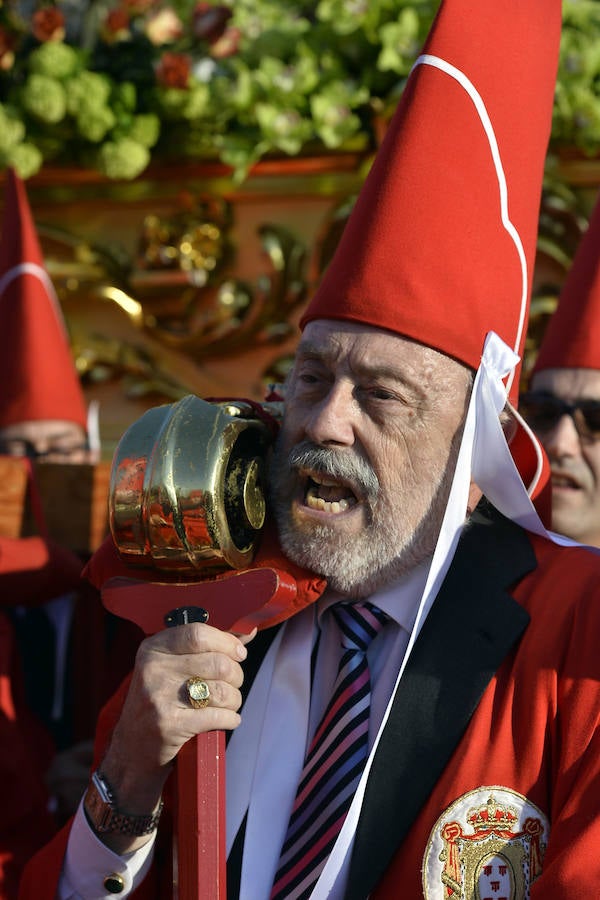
[422,786,548,899]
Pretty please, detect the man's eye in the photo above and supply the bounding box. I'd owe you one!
[368,388,396,401]
[298,372,323,386]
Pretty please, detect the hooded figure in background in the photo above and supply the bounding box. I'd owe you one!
[0,171,140,900]
[522,189,600,548]
[20,1,600,898]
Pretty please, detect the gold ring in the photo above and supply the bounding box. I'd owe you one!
[186,677,210,709]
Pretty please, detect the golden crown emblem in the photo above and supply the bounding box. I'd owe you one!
[466,795,519,833]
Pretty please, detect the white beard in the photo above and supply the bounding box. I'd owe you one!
[270,439,458,598]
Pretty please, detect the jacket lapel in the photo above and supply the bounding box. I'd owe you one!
[346,505,536,899]
[226,625,279,896]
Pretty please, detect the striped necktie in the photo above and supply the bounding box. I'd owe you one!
[270,601,389,900]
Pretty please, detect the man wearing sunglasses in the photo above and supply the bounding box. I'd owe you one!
[522,192,600,548]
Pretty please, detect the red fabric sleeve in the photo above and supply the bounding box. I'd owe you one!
[0,613,56,900]
[18,676,170,900]
[0,536,83,607]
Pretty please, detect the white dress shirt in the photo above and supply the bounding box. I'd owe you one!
[58,561,428,899]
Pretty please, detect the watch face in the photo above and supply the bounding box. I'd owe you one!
[85,780,109,829]
[84,770,163,835]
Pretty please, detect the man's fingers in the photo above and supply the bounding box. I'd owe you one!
[143,620,250,661]
[178,678,243,712]
[238,627,258,645]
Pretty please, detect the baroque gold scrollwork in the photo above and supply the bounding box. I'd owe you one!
[132,198,308,357]
[40,193,310,403]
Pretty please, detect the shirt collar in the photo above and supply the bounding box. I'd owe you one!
[316,558,430,637]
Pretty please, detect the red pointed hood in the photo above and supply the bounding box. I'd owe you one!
[0,169,87,429]
[534,192,600,374]
[302,0,560,411]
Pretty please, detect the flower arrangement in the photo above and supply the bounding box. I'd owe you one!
[0,0,598,183]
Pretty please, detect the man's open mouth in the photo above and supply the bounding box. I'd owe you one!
[551,471,581,490]
[304,473,359,514]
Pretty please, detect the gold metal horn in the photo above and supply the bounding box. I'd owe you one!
[109,395,281,573]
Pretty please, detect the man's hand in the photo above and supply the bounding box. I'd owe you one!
[90,621,255,853]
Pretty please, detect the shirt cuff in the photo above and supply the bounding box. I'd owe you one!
[58,799,156,899]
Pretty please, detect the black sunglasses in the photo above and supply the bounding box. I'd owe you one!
[0,438,90,459]
[520,391,600,439]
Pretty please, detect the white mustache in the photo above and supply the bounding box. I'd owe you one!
[287,441,379,502]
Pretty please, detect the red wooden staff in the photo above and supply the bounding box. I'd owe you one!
[174,732,227,900]
[103,568,297,900]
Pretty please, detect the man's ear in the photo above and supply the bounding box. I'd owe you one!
[467,482,483,517]
[502,404,519,444]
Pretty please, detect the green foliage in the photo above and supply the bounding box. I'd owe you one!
[0,1,598,181]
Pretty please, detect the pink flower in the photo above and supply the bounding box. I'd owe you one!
[0,26,15,71]
[102,8,132,42]
[145,8,184,46]
[209,26,241,59]
[32,6,66,43]
[192,3,232,43]
[155,52,191,88]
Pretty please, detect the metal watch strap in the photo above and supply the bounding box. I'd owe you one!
[85,769,164,836]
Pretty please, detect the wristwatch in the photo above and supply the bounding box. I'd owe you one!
[84,769,164,836]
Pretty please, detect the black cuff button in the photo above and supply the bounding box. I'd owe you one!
[103,873,125,894]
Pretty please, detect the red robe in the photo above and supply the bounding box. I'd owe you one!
[17,508,600,898]
[0,535,81,900]
[0,536,142,900]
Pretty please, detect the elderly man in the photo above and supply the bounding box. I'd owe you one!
[521,192,600,548]
[20,1,600,898]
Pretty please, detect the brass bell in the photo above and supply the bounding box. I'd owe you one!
[109,394,282,573]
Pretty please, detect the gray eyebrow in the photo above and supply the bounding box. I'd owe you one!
[294,339,426,398]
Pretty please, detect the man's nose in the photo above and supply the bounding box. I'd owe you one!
[304,382,357,447]
[543,412,582,459]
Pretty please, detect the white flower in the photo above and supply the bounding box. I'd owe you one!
[193,58,217,83]
[144,9,183,46]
